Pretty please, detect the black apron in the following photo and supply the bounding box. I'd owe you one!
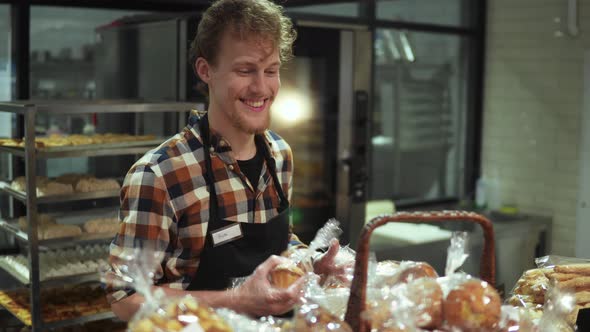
[187,115,290,291]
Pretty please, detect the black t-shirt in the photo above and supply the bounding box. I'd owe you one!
[237,148,263,190]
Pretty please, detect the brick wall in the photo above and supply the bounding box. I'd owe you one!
[482,0,589,256]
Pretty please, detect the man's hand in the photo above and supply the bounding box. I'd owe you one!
[312,239,353,285]
[232,255,304,316]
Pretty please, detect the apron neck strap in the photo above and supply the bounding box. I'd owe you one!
[199,114,290,220]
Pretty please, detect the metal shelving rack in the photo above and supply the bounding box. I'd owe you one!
[0,100,195,331]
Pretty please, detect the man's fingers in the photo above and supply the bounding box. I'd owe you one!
[323,239,340,261]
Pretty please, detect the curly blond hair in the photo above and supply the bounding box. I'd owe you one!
[189,0,297,67]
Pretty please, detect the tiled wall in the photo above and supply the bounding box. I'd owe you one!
[482,0,589,256]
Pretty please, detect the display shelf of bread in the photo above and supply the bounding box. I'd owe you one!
[507,257,590,325]
[0,134,161,158]
[0,244,108,284]
[0,213,120,246]
[0,133,158,149]
[8,174,120,197]
[0,284,111,326]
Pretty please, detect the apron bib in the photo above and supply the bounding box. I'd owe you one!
[187,115,290,291]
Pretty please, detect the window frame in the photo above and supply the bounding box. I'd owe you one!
[3,0,487,208]
[363,0,486,209]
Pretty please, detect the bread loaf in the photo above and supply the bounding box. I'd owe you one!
[75,178,120,192]
[83,218,120,234]
[42,224,82,240]
[18,214,56,231]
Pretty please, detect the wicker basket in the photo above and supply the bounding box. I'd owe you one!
[344,210,496,332]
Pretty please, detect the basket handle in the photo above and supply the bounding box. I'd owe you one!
[344,211,495,332]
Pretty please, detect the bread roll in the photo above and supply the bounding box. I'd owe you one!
[83,217,120,234]
[396,262,439,283]
[270,263,304,289]
[407,278,443,329]
[74,177,120,192]
[55,173,92,187]
[42,224,82,240]
[443,280,501,332]
[18,214,56,231]
[11,176,49,191]
[37,181,74,196]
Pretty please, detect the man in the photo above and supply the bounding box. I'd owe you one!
[106,0,347,321]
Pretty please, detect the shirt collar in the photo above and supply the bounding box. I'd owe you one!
[187,110,276,165]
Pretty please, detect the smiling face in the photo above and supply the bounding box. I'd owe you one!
[196,29,281,135]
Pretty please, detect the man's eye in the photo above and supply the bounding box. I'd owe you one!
[238,69,252,74]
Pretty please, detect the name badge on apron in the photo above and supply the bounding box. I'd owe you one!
[211,222,243,247]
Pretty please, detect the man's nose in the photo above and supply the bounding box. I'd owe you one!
[250,72,267,93]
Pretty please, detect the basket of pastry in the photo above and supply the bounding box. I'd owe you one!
[0,284,110,326]
[343,211,498,332]
[507,255,590,326]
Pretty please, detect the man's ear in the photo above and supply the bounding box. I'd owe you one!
[195,57,211,83]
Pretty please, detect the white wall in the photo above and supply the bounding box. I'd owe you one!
[483,0,590,256]
[577,52,590,258]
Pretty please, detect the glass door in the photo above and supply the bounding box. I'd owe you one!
[270,26,342,243]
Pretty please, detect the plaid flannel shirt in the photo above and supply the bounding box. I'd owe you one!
[105,111,304,303]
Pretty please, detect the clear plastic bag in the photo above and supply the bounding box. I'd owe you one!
[362,282,427,332]
[445,231,469,276]
[320,244,356,289]
[440,276,502,332]
[497,305,537,332]
[130,295,233,332]
[290,218,343,273]
[285,300,353,332]
[297,273,350,320]
[103,248,233,332]
[535,255,590,268]
[216,308,282,332]
[539,282,577,332]
[507,254,590,325]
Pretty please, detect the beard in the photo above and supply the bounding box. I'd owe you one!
[228,107,272,135]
